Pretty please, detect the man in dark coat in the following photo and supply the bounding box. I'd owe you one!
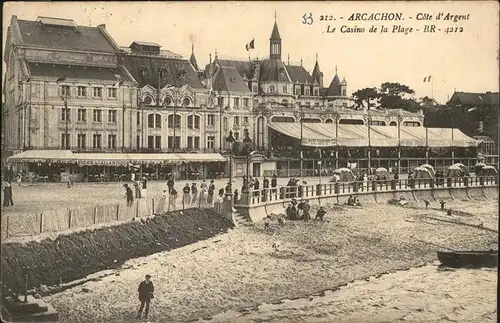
[137,274,154,319]
[167,176,175,194]
[124,184,134,207]
[253,178,260,197]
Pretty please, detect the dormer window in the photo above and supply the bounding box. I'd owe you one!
[304,88,310,96]
[140,67,149,78]
[182,97,191,107]
[164,96,172,106]
[143,96,153,105]
[295,87,301,95]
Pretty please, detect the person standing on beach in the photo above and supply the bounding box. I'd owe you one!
[124,184,134,207]
[169,187,178,210]
[156,189,167,215]
[137,274,154,319]
[134,180,141,199]
[2,181,13,207]
[141,177,148,198]
[207,180,215,207]
[302,200,311,222]
[167,176,175,194]
[191,182,198,205]
[183,183,191,206]
[199,180,208,206]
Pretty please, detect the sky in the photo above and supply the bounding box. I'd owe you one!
[3,1,499,104]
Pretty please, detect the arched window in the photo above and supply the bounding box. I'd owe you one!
[295,87,301,95]
[187,115,200,129]
[143,96,153,106]
[282,86,287,93]
[168,114,181,128]
[182,97,191,107]
[314,89,319,96]
[342,89,347,96]
[223,116,228,131]
[325,118,334,124]
[304,88,310,96]
[339,118,364,125]
[389,121,398,126]
[164,96,173,106]
[147,113,161,128]
[271,116,295,123]
[269,85,275,93]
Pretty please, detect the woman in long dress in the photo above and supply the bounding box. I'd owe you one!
[156,190,167,215]
[199,180,207,207]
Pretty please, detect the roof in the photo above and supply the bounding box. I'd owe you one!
[189,49,199,71]
[286,65,315,84]
[312,61,321,78]
[37,16,78,28]
[122,56,204,88]
[130,41,161,48]
[326,74,341,96]
[16,19,119,53]
[217,59,254,79]
[27,62,128,81]
[270,22,281,40]
[268,122,477,148]
[259,59,290,82]
[448,91,499,106]
[213,66,251,93]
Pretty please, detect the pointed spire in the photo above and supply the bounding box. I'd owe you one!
[335,65,338,75]
[192,43,194,54]
[189,43,199,71]
[274,10,277,21]
[288,53,290,65]
[300,58,303,66]
[316,53,318,62]
[270,12,281,40]
[209,53,212,64]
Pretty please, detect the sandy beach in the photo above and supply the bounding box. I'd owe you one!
[44,198,498,322]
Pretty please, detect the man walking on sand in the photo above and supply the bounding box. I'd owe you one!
[137,274,154,319]
[124,184,134,207]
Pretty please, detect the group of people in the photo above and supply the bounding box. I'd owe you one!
[123,177,149,206]
[285,198,327,222]
[242,174,279,201]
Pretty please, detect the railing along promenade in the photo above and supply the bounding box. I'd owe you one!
[234,176,499,222]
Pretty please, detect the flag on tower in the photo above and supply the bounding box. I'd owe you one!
[245,39,255,51]
[423,75,432,82]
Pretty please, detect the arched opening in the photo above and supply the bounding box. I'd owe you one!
[338,118,364,125]
[163,96,173,106]
[182,97,191,107]
[389,121,397,126]
[143,96,153,106]
[325,118,334,124]
[403,121,421,127]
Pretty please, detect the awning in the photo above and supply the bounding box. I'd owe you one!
[268,122,478,148]
[7,150,76,163]
[177,153,227,163]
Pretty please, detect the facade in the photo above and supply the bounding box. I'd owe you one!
[3,15,481,181]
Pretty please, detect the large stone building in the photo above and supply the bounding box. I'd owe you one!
[3,15,479,181]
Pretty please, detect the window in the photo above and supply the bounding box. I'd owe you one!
[77,86,87,97]
[136,135,141,148]
[77,134,86,149]
[304,87,310,96]
[207,136,215,149]
[243,116,249,124]
[167,114,181,128]
[182,97,191,106]
[342,89,347,96]
[188,115,200,129]
[77,109,86,122]
[187,136,200,149]
[295,87,301,95]
[93,109,102,122]
[92,134,102,149]
[314,89,319,96]
[234,132,240,140]
[108,88,117,98]
[93,87,102,98]
[217,97,224,107]
[61,85,70,97]
[403,121,421,127]
[252,84,258,93]
[243,98,249,107]
[315,102,320,108]
[108,110,117,123]
[143,96,153,105]
[234,98,240,107]
[148,113,161,128]
[137,112,141,126]
[207,114,215,126]
[269,85,275,93]
[61,108,70,121]
[61,134,70,148]
[283,86,287,93]
[168,136,180,149]
[234,116,240,126]
[164,96,172,106]
[108,134,117,149]
[148,136,161,149]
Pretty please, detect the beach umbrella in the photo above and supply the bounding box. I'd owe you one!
[420,164,435,176]
[445,164,464,178]
[413,166,433,179]
[452,163,466,169]
[479,165,498,176]
[331,168,355,182]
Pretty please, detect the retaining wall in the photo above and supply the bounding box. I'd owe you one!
[432,188,453,201]
[449,187,470,201]
[466,186,486,200]
[414,189,434,202]
[482,186,499,199]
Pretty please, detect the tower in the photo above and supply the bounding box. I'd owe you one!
[269,12,282,60]
[341,76,347,97]
[312,53,324,87]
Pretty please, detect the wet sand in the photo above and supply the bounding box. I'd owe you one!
[44,198,497,322]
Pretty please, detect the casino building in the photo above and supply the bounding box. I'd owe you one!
[3,15,480,182]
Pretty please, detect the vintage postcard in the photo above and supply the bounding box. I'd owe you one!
[1,1,498,322]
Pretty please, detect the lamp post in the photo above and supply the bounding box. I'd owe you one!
[56,76,69,150]
[226,130,235,198]
[241,128,253,204]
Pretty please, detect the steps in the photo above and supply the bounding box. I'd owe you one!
[2,295,59,322]
[232,210,254,227]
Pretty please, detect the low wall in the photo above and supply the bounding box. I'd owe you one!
[237,184,499,223]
